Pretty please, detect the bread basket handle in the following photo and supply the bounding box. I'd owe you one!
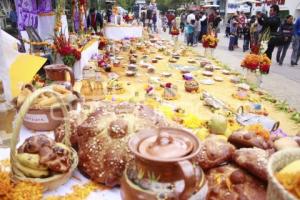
[10,87,71,158]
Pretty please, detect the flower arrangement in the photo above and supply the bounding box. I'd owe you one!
[241,54,271,74]
[202,34,219,48]
[170,26,180,36]
[54,34,81,67]
[99,36,108,50]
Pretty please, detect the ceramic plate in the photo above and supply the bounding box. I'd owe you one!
[214,76,224,82]
[200,79,215,85]
[202,71,213,77]
[222,70,231,75]
[161,72,172,77]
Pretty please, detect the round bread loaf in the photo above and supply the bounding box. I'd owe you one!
[75,102,176,186]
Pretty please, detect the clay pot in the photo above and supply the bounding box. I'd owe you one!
[121,127,207,200]
[44,64,75,86]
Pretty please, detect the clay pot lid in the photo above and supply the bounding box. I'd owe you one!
[137,128,194,159]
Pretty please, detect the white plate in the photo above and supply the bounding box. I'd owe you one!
[222,70,230,75]
[214,76,224,82]
[161,72,172,77]
[202,71,213,77]
[200,79,215,85]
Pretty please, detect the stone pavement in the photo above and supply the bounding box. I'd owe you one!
[159,30,300,111]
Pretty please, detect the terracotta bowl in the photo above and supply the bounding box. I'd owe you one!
[23,107,64,131]
[22,94,80,132]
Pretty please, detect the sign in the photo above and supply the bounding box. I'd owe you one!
[15,0,38,30]
[265,0,285,5]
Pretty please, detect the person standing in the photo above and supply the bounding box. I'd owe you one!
[194,16,201,45]
[199,12,207,42]
[166,12,175,34]
[229,15,238,51]
[9,5,18,29]
[257,4,281,59]
[187,11,196,25]
[212,12,222,38]
[87,8,103,32]
[276,15,294,65]
[243,23,251,52]
[180,12,187,33]
[187,20,195,46]
[291,16,300,66]
[152,11,158,33]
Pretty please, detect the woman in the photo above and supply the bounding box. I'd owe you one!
[276,15,294,65]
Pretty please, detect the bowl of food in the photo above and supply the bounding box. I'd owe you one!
[267,148,300,200]
[16,85,79,131]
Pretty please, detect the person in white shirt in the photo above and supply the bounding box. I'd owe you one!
[187,11,196,24]
[194,15,201,45]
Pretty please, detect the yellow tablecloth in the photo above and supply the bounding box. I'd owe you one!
[75,47,299,135]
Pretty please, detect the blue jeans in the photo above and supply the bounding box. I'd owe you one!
[277,42,290,64]
[187,33,194,46]
[291,35,300,64]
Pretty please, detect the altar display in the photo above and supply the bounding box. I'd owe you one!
[0,1,300,200]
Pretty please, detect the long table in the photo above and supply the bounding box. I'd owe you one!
[104,24,143,40]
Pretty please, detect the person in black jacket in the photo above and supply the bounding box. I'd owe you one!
[276,15,294,65]
[258,4,281,59]
[87,8,103,32]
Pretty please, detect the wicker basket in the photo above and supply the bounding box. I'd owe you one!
[267,148,300,200]
[10,88,78,191]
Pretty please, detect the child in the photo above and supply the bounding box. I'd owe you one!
[229,22,237,51]
[187,20,195,46]
[243,23,251,52]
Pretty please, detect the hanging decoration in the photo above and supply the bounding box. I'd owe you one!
[54,0,65,34]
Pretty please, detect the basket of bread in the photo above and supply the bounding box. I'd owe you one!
[267,148,300,200]
[15,85,79,131]
[10,87,78,191]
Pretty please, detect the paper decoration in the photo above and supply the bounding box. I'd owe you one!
[9,54,46,97]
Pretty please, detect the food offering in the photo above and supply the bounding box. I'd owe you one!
[162,83,179,100]
[16,85,79,131]
[267,149,300,200]
[194,135,235,170]
[184,79,200,93]
[72,103,174,186]
[107,79,125,95]
[206,164,266,200]
[121,127,207,200]
[10,88,78,191]
[169,58,177,63]
[233,83,250,100]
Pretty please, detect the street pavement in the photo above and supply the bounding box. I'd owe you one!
[159,29,300,111]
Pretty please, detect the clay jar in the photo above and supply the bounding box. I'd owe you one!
[44,64,75,86]
[121,127,207,200]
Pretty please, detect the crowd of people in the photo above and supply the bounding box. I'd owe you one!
[161,9,222,47]
[227,5,300,66]
[85,4,300,67]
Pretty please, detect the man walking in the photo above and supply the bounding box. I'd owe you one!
[276,15,294,65]
[291,16,300,66]
[257,4,281,59]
